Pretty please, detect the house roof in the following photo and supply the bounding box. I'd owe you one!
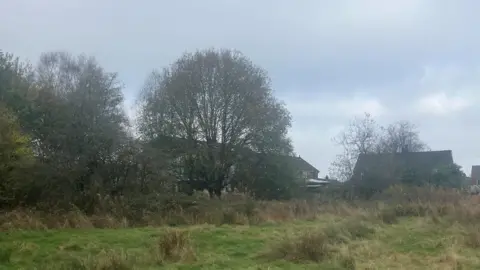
[471,166,480,180]
[146,135,319,173]
[287,156,319,172]
[352,150,454,179]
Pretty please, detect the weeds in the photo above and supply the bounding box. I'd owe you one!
[0,246,13,264]
[151,229,196,264]
[265,220,375,263]
[265,230,332,262]
[337,251,357,270]
[1,186,477,231]
[378,208,399,224]
[58,249,133,270]
[463,225,480,249]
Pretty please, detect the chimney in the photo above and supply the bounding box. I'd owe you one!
[472,166,480,185]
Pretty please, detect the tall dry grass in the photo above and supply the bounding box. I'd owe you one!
[257,185,480,267]
[1,185,479,231]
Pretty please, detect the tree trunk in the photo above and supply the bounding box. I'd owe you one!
[208,188,215,198]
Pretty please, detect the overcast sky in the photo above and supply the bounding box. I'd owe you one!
[2,0,480,176]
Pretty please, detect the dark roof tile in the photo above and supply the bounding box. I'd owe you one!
[352,150,454,179]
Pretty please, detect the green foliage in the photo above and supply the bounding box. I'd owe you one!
[400,168,423,186]
[429,163,465,189]
[1,47,464,213]
[0,49,300,210]
[399,164,465,189]
[0,104,35,207]
[138,49,294,198]
[352,174,391,199]
[231,153,300,200]
[250,155,301,200]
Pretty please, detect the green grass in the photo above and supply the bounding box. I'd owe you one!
[1,216,480,269]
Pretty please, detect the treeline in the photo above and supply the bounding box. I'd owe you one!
[328,112,467,199]
[0,49,301,211]
[0,48,467,212]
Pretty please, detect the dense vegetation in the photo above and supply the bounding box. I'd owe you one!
[1,186,480,269]
[0,48,466,212]
[0,48,474,269]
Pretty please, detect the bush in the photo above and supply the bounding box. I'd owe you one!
[0,104,35,208]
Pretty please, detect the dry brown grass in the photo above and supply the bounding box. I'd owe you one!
[1,185,480,232]
[151,229,196,264]
[3,185,480,269]
[57,249,134,270]
[463,225,480,249]
[262,219,375,263]
[0,195,332,230]
[52,230,196,269]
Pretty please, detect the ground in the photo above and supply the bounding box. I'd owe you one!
[1,214,479,270]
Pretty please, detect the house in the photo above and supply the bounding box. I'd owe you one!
[351,150,455,184]
[146,135,320,185]
[471,166,480,185]
[290,155,319,180]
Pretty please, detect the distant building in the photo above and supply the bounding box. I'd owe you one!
[146,135,320,187]
[351,150,455,184]
[291,155,319,180]
[471,166,480,185]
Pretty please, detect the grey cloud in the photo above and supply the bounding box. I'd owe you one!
[2,0,480,174]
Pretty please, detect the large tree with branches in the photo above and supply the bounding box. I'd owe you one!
[138,49,293,198]
[329,113,429,182]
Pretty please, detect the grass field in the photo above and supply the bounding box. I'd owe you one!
[1,213,480,269]
[1,187,480,269]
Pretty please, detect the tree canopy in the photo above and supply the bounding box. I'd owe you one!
[138,49,294,198]
[329,113,429,182]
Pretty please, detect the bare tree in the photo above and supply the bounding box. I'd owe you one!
[329,114,429,181]
[377,121,429,153]
[137,49,293,198]
[329,113,379,181]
